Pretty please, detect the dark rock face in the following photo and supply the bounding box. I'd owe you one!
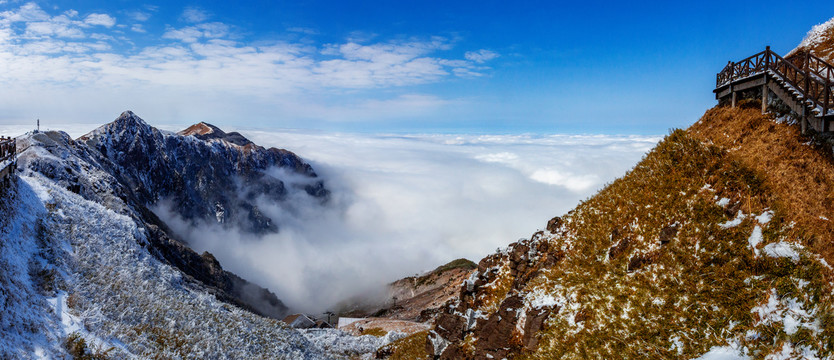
[608,231,631,259]
[472,294,523,359]
[659,224,679,245]
[78,111,328,234]
[427,236,564,359]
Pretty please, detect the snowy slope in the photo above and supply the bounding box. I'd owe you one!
[0,130,329,358]
[0,173,64,358]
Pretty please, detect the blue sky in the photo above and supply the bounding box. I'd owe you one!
[1,0,833,134]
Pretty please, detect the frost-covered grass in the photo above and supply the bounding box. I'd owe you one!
[17,171,326,358]
[793,15,834,64]
[375,330,430,360]
[1,131,330,359]
[0,178,65,358]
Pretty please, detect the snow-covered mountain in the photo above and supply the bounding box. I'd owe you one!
[78,111,328,234]
[1,131,327,358]
[0,111,343,358]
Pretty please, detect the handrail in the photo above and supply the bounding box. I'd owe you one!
[717,47,833,119]
[0,136,16,164]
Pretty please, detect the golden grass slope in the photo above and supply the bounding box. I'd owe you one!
[522,107,834,358]
[407,106,834,359]
[524,109,834,359]
[690,107,834,264]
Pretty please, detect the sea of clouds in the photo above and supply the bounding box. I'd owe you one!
[2,125,661,313]
[172,130,660,312]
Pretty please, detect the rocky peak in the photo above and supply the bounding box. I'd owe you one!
[180,122,221,136]
[179,122,253,147]
[76,111,327,234]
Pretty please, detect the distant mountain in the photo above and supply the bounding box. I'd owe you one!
[338,258,477,322]
[78,111,328,234]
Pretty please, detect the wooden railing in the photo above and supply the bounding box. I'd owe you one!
[0,136,16,188]
[716,47,834,118]
[0,136,15,164]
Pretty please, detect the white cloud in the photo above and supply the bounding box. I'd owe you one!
[287,26,317,35]
[0,2,50,23]
[126,10,150,22]
[84,13,115,27]
[181,7,209,23]
[154,130,658,312]
[465,49,499,63]
[25,19,85,38]
[0,3,502,125]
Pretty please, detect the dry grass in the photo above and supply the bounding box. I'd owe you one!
[361,327,388,337]
[689,106,834,263]
[499,119,834,359]
[376,330,430,360]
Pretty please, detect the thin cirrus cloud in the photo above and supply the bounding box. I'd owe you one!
[180,6,210,23]
[0,2,500,125]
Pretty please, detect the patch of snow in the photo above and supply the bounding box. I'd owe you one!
[752,289,820,340]
[694,345,749,360]
[525,287,564,309]
[754,210,773,224]
[762,242,803,262]
[719,211,745,229]
[716,198,730,207]
[302,328,406,357]
[747,226,763,255]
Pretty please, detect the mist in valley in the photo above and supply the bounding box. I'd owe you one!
[155,131,660,313]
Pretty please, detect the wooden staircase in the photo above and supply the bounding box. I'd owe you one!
[714,46,834,133]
